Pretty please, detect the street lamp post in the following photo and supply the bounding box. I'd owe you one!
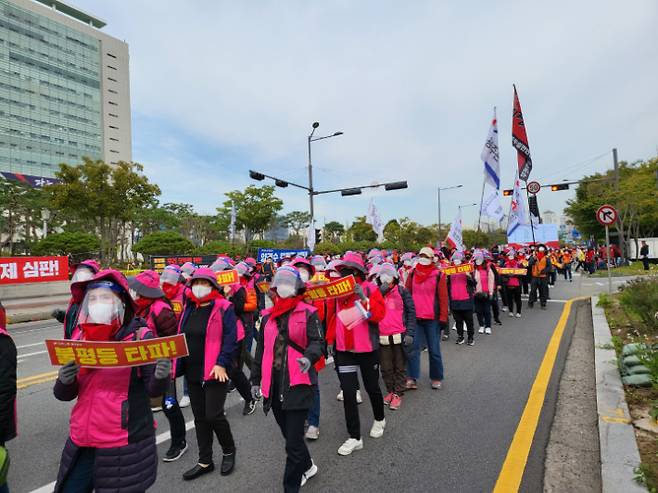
[437,184,463,240]
[308,122,343,225]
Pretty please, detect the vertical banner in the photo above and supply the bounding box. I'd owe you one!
[446,208,465,251]
[0,256,69,284]
[512,85,533,181]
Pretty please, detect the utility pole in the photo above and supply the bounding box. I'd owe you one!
[613,147,619,190]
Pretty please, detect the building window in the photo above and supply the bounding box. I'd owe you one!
[110,150,119,154]
[107,65,117,70]
[108,113,118,118]
[108,89,117,94]
[109,125,119,129]
[107,53,117,59]
[108,77,117,82]
[109,137,119,141]
[108,101,118,106]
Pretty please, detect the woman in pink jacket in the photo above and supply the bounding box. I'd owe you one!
[473,250,496,335]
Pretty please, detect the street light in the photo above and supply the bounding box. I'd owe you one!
[308,122,343,224]
[437,184,463,239]
[458,203,478,209]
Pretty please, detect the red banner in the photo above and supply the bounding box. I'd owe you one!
[304,275,356,301]
[0,256,69,285]
[497,267,527,276]
[441,263,474,276]
[310,272,328,284]
[46,334,189,368]
[512,84,533,181]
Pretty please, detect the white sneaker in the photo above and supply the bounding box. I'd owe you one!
[452,324,457,331]
[501,306,508,312]
[338,438,363,456]
[485,327,492,335]
[305,425,320,440]
[508,312,514,318]
[478,327,485,334]
[357,390,363,404]
[179,396,190,408]
[300,459,318,487]
[516,313,522,318]
[337,390,343,401]
[370,419,386,438]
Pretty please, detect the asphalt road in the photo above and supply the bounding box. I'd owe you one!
[5,272,616,493]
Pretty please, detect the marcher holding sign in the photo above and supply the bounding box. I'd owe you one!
[502,250,524,318]
[446,251,476,345]
[52,269,172,493]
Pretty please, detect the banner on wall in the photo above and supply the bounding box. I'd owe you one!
[151,255,219,271]
[0,256,69,285]
[46,334,189,368]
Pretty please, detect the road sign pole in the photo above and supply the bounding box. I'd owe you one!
[605,224,612,294]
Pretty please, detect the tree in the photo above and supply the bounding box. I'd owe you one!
[132,231,195,256]
[283,211,311,237]
[32,232,100,256]
[348,216,377,242]
[324,221,345,242]
[217,185,283,242]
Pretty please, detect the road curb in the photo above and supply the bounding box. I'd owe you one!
[7,310,56,325]
[591,296,645,493]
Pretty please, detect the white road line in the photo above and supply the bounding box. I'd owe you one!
[17,342,45,349]
[17,350,48,359]
[596,282,605,286]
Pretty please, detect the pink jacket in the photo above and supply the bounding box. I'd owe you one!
[474,264,495,295]
[335,281,383,353]
[259,302,315,399]
[167,283,186,320]
[379,286,405,336]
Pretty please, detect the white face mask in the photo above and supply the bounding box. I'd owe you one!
[418,257,432,266]
[299,270,310,283]
[88,302,118,324]
[453,259,462,266]
[379,274,394,285]
[192,284,212,299]
[72,268,94,283]
[276,284,296,299]
[508,255,515,260]
[403,260,412,267]
[475,259,483,266]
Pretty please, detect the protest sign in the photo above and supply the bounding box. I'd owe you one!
[46,334,189,368]
[256,281,271,294]
[441,263,475,276]
[310,272,328,283]
[216,269,239,286]
[304,275,356,301]
[151,255,219,272]
[497,267,527,276]
[257,248,309,263]
[0,256,68,285]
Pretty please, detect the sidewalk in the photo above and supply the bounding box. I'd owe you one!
[3,294,69,324]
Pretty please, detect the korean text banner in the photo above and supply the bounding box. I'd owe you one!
[46,334,189,368]
[304,275,356,301]
[0,256,69,285]
[497,267,528,276]
[441,263,474,276]
[257,249,309,263]
[151,255,219,272]
[216,269,239,286]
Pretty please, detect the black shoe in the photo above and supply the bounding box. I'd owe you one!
[540,305,547,310]
[494,319,502,326]
[243,399,256,416]
[467,339,475,346]
[221,450,236,476]
[528,302,534,309]
[163,442,188,462]
[456,337,465,345]
[183,462,214,481]
[227,381,236,393]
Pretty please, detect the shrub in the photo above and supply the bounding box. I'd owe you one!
[31,231,100,256]
[132,231,195,256]
[619,278,658,331]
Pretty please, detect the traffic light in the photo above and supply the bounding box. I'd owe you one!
[249,170,265,181]
[384,181,408,191]
[341,188,362,196]
[550,183,569,191]
[502,189,513,196]
[274,179,288,188]
[315,228,322,244]
[528,194,540,219]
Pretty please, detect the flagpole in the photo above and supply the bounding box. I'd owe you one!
[477,181,485,232]
[525,188,536,244]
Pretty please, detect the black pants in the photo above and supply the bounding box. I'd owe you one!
[563,264,572,280]
[521,275,530,295]
[335,350,385,440]
[529,277,548,307]
[379,342,406,394]
[474,298,491,328]
[506,286,522,314]
[188,381,235,464]
[162,379,186,447]
[230,345,253,404]
[490,293,500,322]
[643,257,650,270]
[549,270,557,286]
[452,309,474,340]
[498,285,508,309]
[272,399,312,493]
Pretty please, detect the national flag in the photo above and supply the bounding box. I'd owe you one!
[481,108,500,190]
[512,85,533,181]
[446,208,465,252]
[506,169,530,238]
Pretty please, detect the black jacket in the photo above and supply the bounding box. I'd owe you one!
[251,308,324,414]
[0,331,17,445]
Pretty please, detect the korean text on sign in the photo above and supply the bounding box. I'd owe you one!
[0,256,68,285]
[216,269,239,286]
[441,263,475,276]
[497,267,527,276]
[304,275,356,301]
[46,334,189,368]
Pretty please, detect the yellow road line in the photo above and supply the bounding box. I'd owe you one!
[17,370,58,389]
[493,296,589,493]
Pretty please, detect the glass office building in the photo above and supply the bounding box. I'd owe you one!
[0,0,130,184]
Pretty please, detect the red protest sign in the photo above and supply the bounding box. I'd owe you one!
[304,275,356,301]
[310,272,328,284]
[441,263,474,276]
[256,281,271,294]
[216,269,239,286]
[46,334,189,368]
[0,256,69,285]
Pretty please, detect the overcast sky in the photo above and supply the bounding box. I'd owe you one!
[77,0,658,229]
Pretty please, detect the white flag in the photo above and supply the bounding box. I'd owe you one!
[366,199,384,242]
[306,224,316,252]
[446,208,465,252]
[481,109,500,190]
[481,184,505,223]
[229,202,237,239]
[506,169,529,238]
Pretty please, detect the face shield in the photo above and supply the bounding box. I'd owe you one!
[79,281,125,326]
[160,268,181,286]
[271,267,303,299]
[72,266,95,283]
[311,257,327,271]
[377,263,398,286]
[209,259,231,272]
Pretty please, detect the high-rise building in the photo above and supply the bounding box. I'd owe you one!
[0,0,130,185]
